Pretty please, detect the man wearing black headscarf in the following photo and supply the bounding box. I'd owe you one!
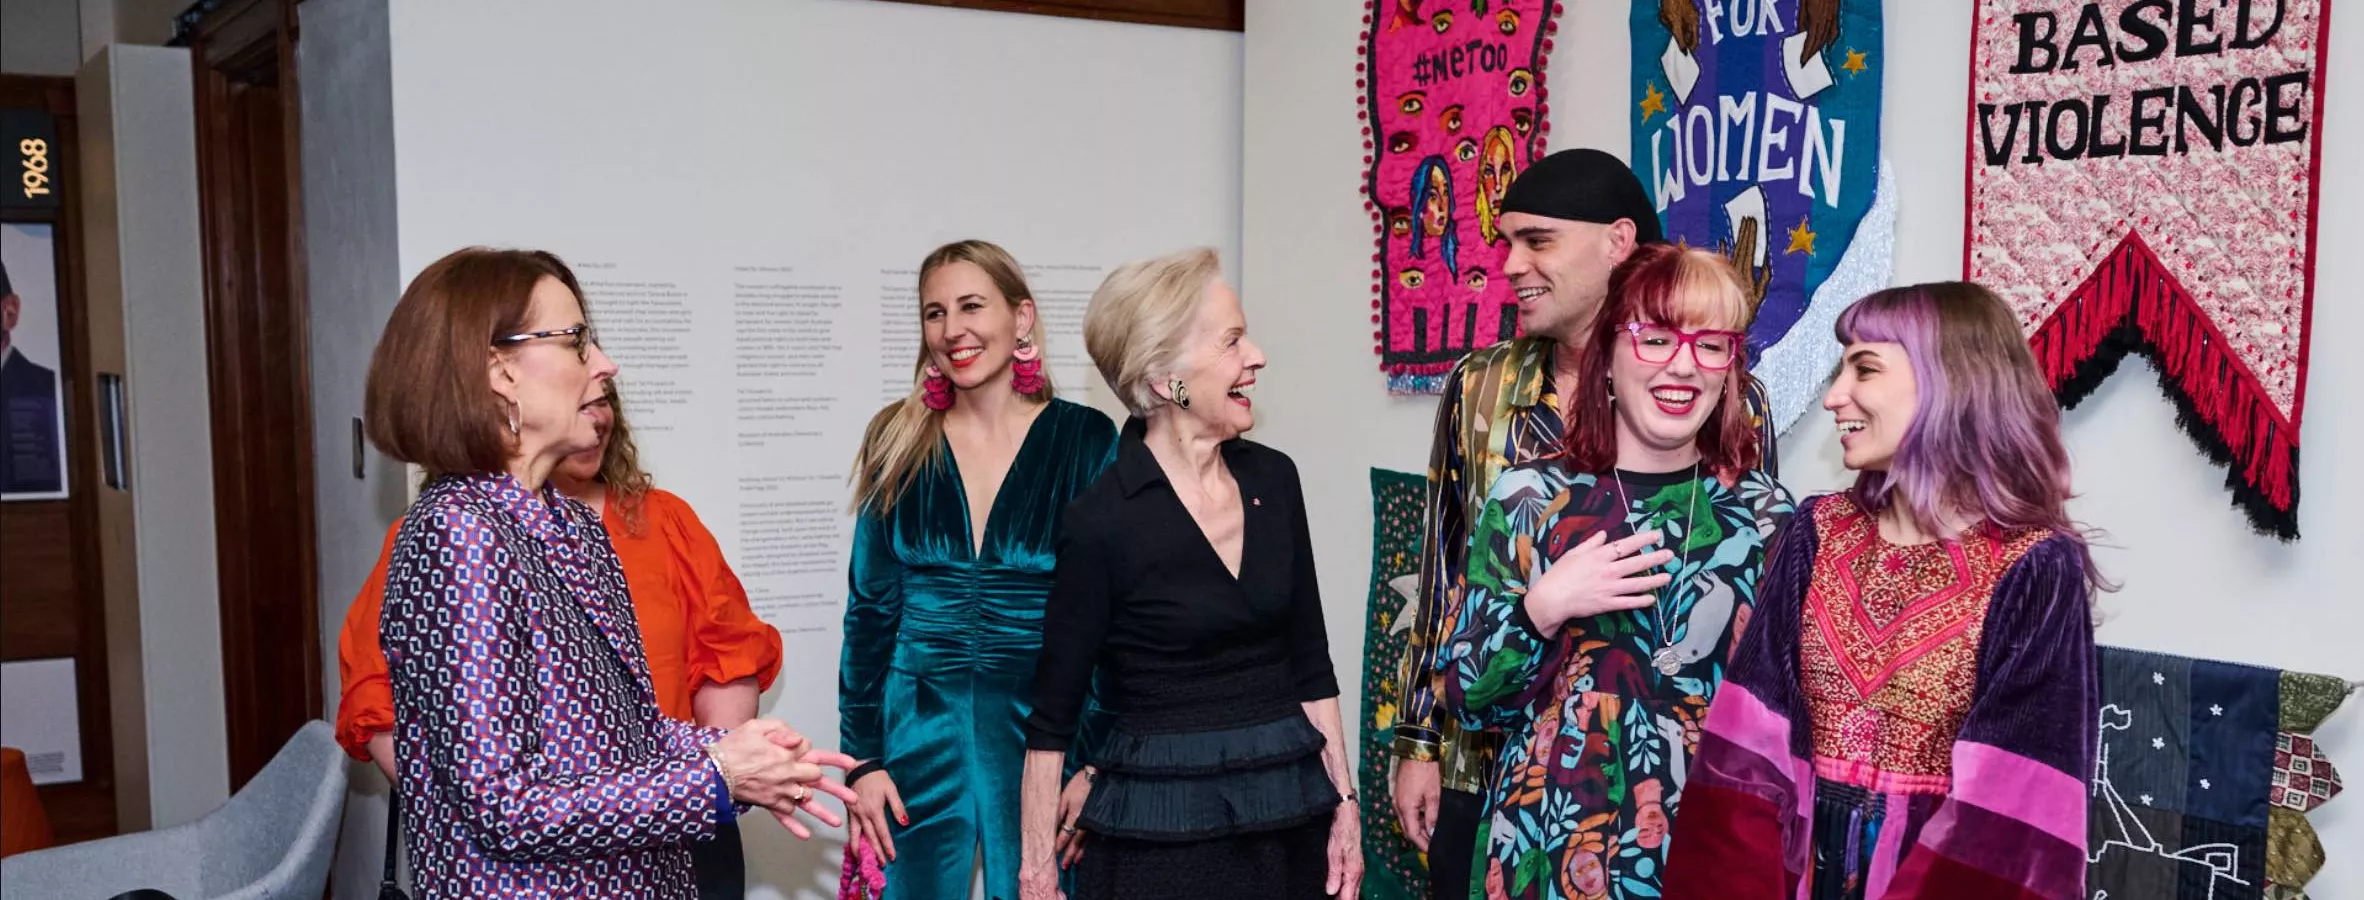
[1386,148,1773,899]
[1,258,64,495]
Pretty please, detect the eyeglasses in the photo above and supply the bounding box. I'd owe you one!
[1623,322,1745,370]
[493,324,598,361]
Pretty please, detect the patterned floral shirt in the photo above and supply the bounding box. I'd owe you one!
[382,473,736,899]
[1393,336,1780,794]
[1445,461,1792,900]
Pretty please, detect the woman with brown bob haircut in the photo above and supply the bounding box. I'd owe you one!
[362,247,856,898]
[337,376,787,899]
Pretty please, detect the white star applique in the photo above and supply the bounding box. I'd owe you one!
[2153,737,2167,750]
[2211,704,2225,716]
[2153,672,2166,685]
[2202,779,2213,790]
[2140,794,2155,806]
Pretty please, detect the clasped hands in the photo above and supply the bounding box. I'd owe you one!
[705,719,862,840]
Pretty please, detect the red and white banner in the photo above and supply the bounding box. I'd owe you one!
[1966,0,2330,538]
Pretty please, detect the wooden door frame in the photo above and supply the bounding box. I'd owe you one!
[184,0,323,788]
[0,74,119,842]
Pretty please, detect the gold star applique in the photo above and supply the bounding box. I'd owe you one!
[1639,81,1668,122]
[1841,48,1870,76]
[1786,218,1817,256]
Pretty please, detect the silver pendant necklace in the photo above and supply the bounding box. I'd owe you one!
[1612,462,1699,677]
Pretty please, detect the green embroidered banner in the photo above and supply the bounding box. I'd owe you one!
[1358,468,1428,899]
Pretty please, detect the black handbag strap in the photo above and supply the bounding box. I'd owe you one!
[379,783,409,900]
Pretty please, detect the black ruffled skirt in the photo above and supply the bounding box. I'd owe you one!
[1071,713,1342,899]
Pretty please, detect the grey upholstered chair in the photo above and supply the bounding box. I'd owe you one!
[0,720,347,900]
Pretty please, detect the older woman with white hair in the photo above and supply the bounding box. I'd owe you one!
[1016,248,1361,900]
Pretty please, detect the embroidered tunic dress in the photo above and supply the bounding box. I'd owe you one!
[1664,493,2098,900]
[1445,461,1793,900]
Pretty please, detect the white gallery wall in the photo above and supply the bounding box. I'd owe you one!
[1242,0,2360,895]
[379,1,1240,896]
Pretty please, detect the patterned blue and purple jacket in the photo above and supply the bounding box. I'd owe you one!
[381,472,737,899]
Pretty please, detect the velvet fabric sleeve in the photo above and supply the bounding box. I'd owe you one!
[1879,535,2096,900]
[333,520,404,760]
[837,508,904,766]
[1661,493,1826,900]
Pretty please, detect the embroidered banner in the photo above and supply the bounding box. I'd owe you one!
[1630,0,1891,434]
[1358,468,1429,899]
[1966,0,2329,539]
[1362,0,1560,394]
[2089,646,2352,900]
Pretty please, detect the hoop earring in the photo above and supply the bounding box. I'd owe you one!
[922,364,954,411]
[1169,379,1192,410]
[1011,337,1046,395]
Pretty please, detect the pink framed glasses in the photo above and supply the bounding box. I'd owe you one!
[1622,322,1746,370]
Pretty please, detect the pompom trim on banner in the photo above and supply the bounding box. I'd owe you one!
[1360,1,1564,394]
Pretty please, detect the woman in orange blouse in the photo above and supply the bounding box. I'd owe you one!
[337,384,782,899]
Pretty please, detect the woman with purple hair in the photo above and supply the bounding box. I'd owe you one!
[1662,282,2103,900]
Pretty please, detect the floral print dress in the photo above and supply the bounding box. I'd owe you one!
[1444,460,1793,900]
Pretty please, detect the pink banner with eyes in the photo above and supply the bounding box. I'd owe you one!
[1361,0,1562,394]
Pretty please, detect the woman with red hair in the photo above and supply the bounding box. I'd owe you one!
[1443,243,1794,899]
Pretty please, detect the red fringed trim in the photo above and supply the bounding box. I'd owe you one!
[2030,232,2302,540]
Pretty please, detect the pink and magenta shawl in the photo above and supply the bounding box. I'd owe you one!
[1663,493,2098,900]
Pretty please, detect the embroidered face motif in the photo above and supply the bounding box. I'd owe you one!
[1421,166,1452,237]
[1825,341,1916,472]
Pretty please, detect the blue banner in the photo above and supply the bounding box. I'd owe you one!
[1628,0,1888,433]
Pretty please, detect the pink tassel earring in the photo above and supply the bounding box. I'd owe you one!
[922,364,954,411]
[1011,337,1046,395]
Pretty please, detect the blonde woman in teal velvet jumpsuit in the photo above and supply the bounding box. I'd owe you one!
[841,240,1115,899]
